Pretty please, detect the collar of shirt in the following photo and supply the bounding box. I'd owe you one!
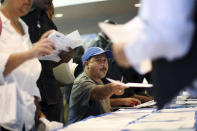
[0,11,29,36]
[83,72,104,85]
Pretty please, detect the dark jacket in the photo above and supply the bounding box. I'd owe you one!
[21,9,62,105]
[152,2,197,109]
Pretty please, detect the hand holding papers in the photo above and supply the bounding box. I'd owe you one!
[106,77,153,88]
[98,20,152,74]
[39,30,82,62]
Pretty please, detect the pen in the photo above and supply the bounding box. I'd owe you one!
[121,76,123,83]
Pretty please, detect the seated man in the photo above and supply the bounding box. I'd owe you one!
[68,47,140,124]
[89,20,153,104]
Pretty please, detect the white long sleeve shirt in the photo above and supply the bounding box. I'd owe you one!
[0,12,41,98]
[124,0,195,66]
[0,11,41,130]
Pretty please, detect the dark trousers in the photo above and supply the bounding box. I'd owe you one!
[40,98,64,122]
[1,126,25,131]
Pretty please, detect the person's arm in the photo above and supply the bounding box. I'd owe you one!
[133,94,153,103]
[3,38,55,76]
[111,0,195,67]
[110,98,141,107]
[53,47,73,67]
[90,83,126,100]
[3,52,32,76]
[3,30,55,77]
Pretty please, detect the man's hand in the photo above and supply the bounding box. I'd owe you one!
[133,94,153,103]
[110,83,127,96]
[59,47,73,63]
[40,30,53,39]
[28,38,56,59]
[110,97,141,107]
[123,98,141,107]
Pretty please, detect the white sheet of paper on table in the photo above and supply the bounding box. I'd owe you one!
[58,107,197,131]
[134,100,156,108]
[125,111,195,130]
[116,100,156,109]
[106,77,153,88]
[59,109,154,131]
[39,30,82,62]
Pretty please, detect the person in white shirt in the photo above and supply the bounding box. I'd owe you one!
[99,0,197,109]
[0,0,55,130]
[101,0,195,68]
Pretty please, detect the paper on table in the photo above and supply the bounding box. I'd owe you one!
[58,107,196,131]
[106,77,153,88]
[124,109,195,130]
[115,100,156,109]
[134,100,156,109]
[160,106,197,113]
[125,120,195,130]
[59,109,152,131]
[39,30,82,62]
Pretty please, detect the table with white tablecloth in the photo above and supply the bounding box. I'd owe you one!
[59,103,197,131]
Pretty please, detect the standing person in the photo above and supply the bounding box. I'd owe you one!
[99,0,197,109]
[22,0,73,122]
[0,0,55,130]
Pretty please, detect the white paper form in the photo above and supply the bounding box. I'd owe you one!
[59,109,154,131]
[134,100,156,109]
[115,101,156,109]
[39,30,82,62]
[124,107,196,130]
[160,107,197,113]
[106,77,153,88]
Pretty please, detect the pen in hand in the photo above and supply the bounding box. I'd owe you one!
[121,76,123,83]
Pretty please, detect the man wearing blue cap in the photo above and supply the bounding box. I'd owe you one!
[67,47,140,124]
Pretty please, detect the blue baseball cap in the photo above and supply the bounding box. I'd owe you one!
[82,47,113,65]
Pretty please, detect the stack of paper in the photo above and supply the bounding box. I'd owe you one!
[124,108,196,130]
[59,109,154,131]
[134,100,156,109]
[58,107,197,131]
[39,30,82,62]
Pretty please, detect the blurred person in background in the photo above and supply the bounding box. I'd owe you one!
[22,0,73,123]
[100,0,197,109]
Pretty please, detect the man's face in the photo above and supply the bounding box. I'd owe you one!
[33,0,53,10]
[86,53,108,79]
